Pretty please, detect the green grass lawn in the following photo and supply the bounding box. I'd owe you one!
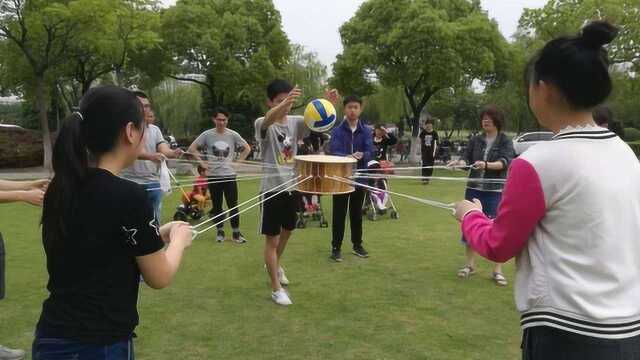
[0,171,521,359]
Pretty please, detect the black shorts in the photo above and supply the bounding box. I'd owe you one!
[261,191,297,236]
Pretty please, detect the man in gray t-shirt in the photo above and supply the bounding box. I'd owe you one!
[121,91,182,223]
[254,115,307,193]
[188,107,251,243]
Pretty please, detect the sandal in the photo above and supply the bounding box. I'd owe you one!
[457,266,476,279]
[492,272,508,286]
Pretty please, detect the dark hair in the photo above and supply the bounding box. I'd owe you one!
[132,90,148,99]
[42,86,144,249]
[526,21,619,110]
[267,79,293,101]
[479,105,504,132]
[343,95,362,107]
[197,165,207,174]
[593,105,613,126]
[211,106,230,119]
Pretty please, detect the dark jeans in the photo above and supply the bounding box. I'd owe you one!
[422,154,435,178]
[208,177,239,230]
[141,182,163,224]
[33,337,134,360]
[522,326,640,360]
[461,188,502,245]
[332,187,365,250]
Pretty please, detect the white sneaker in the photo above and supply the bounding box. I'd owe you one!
[278,266,290,286]
[271,289,292,306]
[0,345,25,360]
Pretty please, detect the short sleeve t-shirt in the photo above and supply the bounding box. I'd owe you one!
[121,124,167,184]
[420,130,439,154]
[36,168,165,344]
[254,115,308,192]
[193,128,248,177]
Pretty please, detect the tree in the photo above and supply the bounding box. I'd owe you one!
[0,0,89,168]
[279,44,327,107]
[161,0,290,112]
[331,0,508,162]
[519,0,640,68]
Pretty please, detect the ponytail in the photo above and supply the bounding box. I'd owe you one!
[42,86,144,250]
[42,113,88,249]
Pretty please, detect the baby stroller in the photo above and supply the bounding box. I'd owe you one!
[363,160,399,221]
[296,192,329,228]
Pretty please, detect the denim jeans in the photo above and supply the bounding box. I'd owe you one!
[32,337,134,360]
[461,188,502,244]
[142,182,163,223]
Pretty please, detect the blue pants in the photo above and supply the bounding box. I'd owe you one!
[142,182,163,223]
[32,337,134,360]
[461,188,502,244]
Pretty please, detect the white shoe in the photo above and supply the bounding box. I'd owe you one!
[278,266,290,286]
[271,289,292,306]
[0,345,25,360]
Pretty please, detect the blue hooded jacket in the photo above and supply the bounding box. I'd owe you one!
[329,119,374,183]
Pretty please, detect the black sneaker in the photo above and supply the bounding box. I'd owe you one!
[216,229,225,243]
[330,249,343,262]
[232,232,247,244]
[353,246,369,258]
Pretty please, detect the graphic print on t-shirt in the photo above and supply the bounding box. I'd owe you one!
[275,128,294,165]
[212,140,231,159]
[122,226,138,246]
[423,135,433,147]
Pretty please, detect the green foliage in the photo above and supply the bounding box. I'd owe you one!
[0,102,21,124]
[150,80,203,138]
[279,44,327,105]
[161,0,290,110]
[519,0,640,67]
[331,0,508,139]
[361,86,407,124]
[624,128,640,142]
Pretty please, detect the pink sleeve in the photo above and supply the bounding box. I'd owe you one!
[462,158,546,263]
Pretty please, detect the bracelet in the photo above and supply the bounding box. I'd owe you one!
[484,161,488,169]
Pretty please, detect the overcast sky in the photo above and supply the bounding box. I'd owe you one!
[160,0,548,67]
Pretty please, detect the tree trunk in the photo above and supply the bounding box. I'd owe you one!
[36,76,53,171]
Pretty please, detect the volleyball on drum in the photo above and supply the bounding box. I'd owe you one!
[304,99,337,133]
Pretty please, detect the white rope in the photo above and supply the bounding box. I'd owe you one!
[181,152,286,171]
[355,164,469,173]
[193,176,312,237]
[327,175,456,214]
[192,175,305,230]
[353,174,507,184]
[145,175,270,192]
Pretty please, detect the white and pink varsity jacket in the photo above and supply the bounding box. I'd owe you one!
[462,125,640,339]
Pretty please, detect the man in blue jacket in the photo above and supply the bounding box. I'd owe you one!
[329,95,373,262]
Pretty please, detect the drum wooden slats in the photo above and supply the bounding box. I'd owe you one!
[295,155,356,195]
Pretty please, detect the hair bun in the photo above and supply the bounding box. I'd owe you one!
[580,21,619,49]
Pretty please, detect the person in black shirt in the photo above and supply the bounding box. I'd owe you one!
[419,120,439,184]
[34,86,194,360]
[373,125,397,161]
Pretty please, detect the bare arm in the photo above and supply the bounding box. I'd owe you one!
[136,222,193,289]
[157,143,182,159]
[238,143,251,162]
[0,179,48,191]
[263,86,302,130]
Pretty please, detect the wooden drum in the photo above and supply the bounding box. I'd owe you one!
[295,155,357,195]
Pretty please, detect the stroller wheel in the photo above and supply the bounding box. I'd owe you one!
[173,210,188,222]
[320,217,329,228]
[192,209,204,220]
[296,214,306,229]
[367,208,377,221]
[391,210,399,220]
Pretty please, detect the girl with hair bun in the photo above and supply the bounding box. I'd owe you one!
[455,21,640,359]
